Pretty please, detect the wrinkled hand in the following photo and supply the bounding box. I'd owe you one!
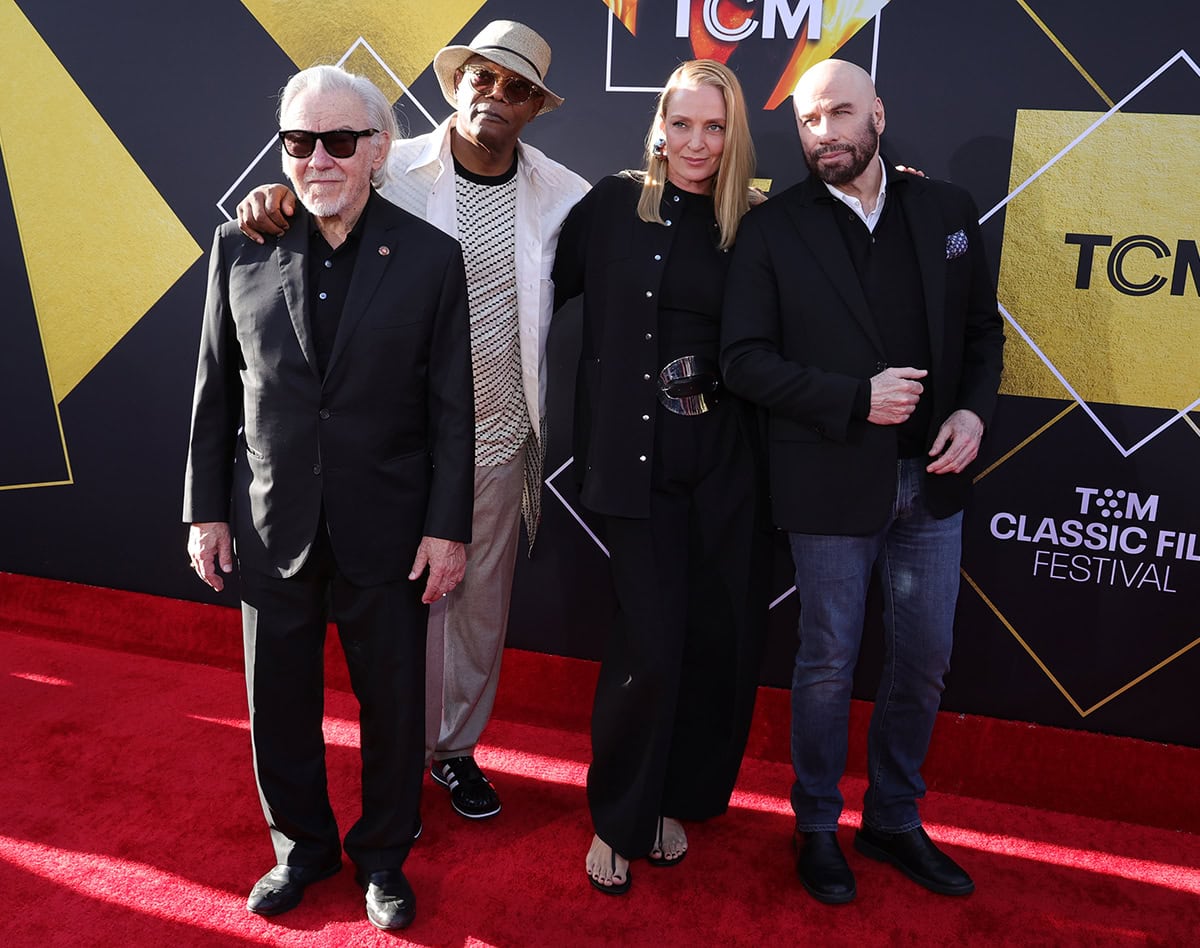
[868,367,927,425]
[236,184,296,243]
[927,409,984,475]
[188,522,233,591]
[409,536,467,604]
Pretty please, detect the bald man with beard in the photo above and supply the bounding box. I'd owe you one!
[720,59,1004,903]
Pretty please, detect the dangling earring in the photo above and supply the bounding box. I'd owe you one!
[651,135,666,160]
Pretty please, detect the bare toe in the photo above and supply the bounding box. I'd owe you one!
[660,817,687,860]
[649,816,688,866]
[586,834,629,888]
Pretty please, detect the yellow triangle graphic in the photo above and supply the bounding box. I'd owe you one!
[242,0,486,99]
[0,0,202,403]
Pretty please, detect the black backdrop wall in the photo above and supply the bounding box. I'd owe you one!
[2,0,1197,746]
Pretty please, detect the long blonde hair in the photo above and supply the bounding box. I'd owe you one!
[634,59,756,250]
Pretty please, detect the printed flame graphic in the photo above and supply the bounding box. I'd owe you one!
[602,0,889,109]
[607,0,639,34]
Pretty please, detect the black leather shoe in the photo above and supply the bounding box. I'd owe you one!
[355,867,416,930]
[246,860,341,916]
[431,756,501,819]
[854,824,974,896]
[794,831,856,904]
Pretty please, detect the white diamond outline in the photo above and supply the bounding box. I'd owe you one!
[544,456,798,610]
[987,49,1200,457]
[214,36,440,221]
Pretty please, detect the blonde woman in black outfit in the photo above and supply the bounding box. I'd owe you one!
[552,60,770,895]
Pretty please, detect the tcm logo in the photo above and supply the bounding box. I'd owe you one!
[1075,486,1158,522]
[676,0,823,41]
[1065,233,1200,297]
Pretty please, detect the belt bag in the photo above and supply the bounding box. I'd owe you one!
[657,355,721,415]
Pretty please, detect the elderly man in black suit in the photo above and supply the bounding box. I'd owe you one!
[183,65,473,931]
[720,59,1004,904]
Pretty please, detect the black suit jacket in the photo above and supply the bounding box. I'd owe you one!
[183,190,474,585]
[720,167,1004,535]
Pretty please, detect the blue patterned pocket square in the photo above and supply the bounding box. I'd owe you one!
[945,229,968,259]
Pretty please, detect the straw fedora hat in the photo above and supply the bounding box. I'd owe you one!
[433,20,564,116]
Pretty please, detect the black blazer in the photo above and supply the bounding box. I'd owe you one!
[183,190,475,585]
[720,168,1004,535]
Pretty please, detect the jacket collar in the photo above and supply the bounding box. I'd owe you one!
[786,174,883,354]
[276,204,317,376]
[787,157,947,366]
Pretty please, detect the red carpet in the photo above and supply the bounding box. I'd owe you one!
[2,574,1199,945]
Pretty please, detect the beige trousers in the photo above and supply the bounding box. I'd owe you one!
[425,445,525,762]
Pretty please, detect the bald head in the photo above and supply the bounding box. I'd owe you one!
[792,59,877,109]
[791,59,885,191]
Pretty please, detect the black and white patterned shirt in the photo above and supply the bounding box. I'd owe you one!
[454,155,530,466]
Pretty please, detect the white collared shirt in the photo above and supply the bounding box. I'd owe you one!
[824,155,888,232]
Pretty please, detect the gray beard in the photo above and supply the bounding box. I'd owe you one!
[806,122,879,186]
[300,194,349,218]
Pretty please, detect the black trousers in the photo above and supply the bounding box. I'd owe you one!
[587,398,770,858]
[238,525,426,872]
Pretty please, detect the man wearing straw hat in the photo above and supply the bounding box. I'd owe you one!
[238,21,589,822]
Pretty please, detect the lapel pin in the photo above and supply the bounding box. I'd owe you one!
[378,245,390,256]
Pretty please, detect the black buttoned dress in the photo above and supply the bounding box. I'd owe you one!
[553,173,770,858]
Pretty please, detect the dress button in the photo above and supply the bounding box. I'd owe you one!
[645,291,653,298]
[312,464,321,475]
[643,373,652,381]
[324,260,332,268]
[644,333,653,340]
[664,220,672,227]
[318,292,327,300]
[638,455,647,462]
[642,414,650,421]
[673,195,680,202]
[654,254,662,261]
[319,409,330,420]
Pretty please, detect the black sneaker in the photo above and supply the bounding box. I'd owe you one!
[431,756,501,819]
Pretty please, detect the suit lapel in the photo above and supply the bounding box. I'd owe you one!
[276,209,320,378]
[786,177,885,356]
[897,175,947,371]
[325,192,393,378]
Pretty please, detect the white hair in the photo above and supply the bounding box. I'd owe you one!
[279,65,397,188]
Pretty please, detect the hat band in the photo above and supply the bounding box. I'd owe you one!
[475,44,544,80]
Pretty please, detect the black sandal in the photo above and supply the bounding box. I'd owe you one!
[588,845,631,895]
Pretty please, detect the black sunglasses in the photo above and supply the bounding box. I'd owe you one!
[459,64,542,106]
[278,128,378,159]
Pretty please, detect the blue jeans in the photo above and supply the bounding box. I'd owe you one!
[788,458,962,833]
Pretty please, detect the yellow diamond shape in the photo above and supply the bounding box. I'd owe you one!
[998,109,1200,411]
[1,0,202,403]
[243,0,484,99]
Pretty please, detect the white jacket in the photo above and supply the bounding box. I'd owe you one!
[380,118,590,441]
